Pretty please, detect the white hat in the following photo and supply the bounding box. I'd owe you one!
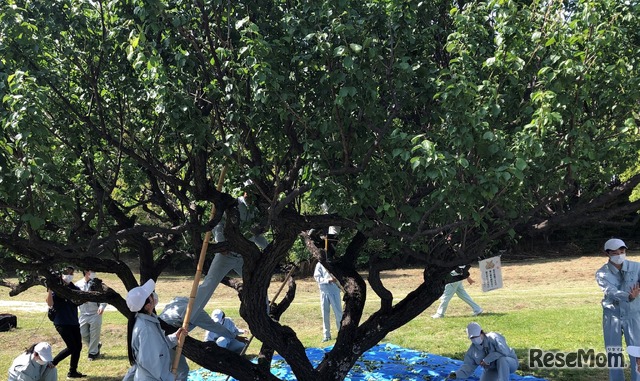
[467,322,482,338]
[629,346,640,357]
[604,238,627,252]
[211,309,225,323]
[34,342,53,362]
[126,279,156,312]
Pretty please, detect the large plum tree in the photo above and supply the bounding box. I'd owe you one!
[1,0,639,379]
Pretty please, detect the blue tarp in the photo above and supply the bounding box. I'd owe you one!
[188,343,547,381]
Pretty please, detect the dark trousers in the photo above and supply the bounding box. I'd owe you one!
[53,324,83,372]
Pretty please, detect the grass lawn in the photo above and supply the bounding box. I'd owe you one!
[0,252,636,380]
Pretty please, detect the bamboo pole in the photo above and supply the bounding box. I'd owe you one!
[172,166,227,375]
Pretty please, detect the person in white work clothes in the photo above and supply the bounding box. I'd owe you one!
[8,342,58,381]
[596,238,640,381]
[75,269,107,360]
[314,261,343,342]
[447,322,518,380]
[190,180,268,318]
[203,309,249,354]
[125,279,188,381]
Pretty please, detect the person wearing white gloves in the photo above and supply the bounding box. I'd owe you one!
[596,238,640,381]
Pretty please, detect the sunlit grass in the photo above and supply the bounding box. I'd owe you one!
[1,253,636,380]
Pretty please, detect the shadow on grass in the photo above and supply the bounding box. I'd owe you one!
[98,354,128,361]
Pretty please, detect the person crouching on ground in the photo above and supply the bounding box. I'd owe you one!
[203,309,249,354]
[8,342,58,381]
[447,322,518,380]
[126,279,188,381]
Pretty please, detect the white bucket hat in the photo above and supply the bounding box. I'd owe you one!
[34,342,53,362]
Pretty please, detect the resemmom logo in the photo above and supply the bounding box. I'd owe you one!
[529,347,627,369]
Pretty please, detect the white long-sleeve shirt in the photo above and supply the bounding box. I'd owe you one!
[314,263,341,294]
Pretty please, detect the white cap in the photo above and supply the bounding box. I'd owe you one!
[629,346,640,357]
[211,309,224,323]
[467,322,482,338]
[604,238,627,252]
[126,279,156,312]
[34,342,53,362]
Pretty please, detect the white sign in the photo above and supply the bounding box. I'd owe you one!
[479,255,503,292]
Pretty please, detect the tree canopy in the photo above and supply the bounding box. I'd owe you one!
[1,0,639,379]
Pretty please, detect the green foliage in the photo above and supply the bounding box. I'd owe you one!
[1,0,639,377]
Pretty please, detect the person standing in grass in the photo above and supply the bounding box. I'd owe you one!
[447,322,518,380]
[596,238,640,381]
[126,279,188,381]
[75,269,107,361]
[46,266,85,379]
[432,266,483,319]
[313,260,343,342]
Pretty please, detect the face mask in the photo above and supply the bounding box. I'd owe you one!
[33,354,47,365]
[62,274,74,283]
[610,254,626,265]
[152,292,159,308]
[89,272,97,280]
[471,337,483,345]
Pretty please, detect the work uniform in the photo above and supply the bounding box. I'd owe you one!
[75,278,107,359]
[191,196,268,316]
[130,313,179,381]
[203,314,246,354]
[454,332,518,381]
[596,259,640,381]
[8,352,58,381]
[158,297,236,380]
[314,262,343,341]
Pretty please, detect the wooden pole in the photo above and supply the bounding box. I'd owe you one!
[172,166,227,375]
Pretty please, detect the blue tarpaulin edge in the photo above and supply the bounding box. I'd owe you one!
[188,343,547,381]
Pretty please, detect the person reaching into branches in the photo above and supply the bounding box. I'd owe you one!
[190,180,268,317]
